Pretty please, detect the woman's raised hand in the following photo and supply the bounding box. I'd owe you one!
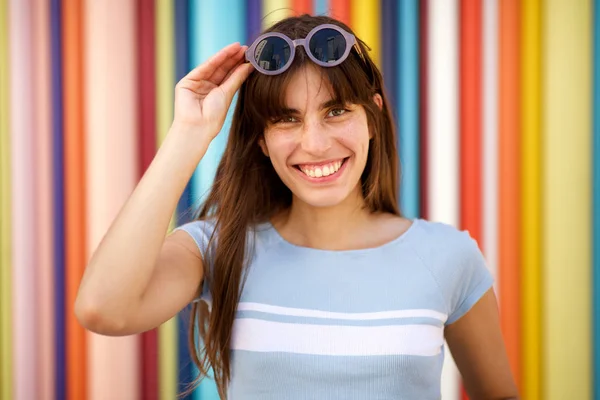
[172,42,254,139]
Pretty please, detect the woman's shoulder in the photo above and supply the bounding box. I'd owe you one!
[408,218,485,272]
[409,219,494,324]
[411,218,477,248]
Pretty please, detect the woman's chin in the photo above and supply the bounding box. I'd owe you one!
[292,187,357,209]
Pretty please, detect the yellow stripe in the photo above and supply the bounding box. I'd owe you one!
[262,0,292,30]
[155,1,178,399]
[521,0,542,399]
[542,1,591,399]
[0,0,12,398]
[350,0,381,67]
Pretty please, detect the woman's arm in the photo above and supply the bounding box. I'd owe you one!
[445,288,520,400]
[74,43,253,336]
[74,129,209,335]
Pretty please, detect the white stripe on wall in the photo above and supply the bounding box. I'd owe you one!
[231,319,444,357]
[483,0,499,298]
[427,0,461,398]
[236,302,448,322]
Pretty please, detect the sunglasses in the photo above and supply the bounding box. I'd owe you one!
[245,24,364,75]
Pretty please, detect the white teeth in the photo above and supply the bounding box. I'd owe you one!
[299,159,345,178]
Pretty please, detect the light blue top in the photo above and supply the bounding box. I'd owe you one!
[176,218,494,400]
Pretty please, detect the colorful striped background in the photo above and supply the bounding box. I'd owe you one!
[0,0,595,399]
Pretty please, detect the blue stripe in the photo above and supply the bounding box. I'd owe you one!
[398,0,420,219]
[235,310,444,327]
[174,2,197,399]
[177,306,196,399]
[50,0,65,398]
[594,0,600,395]
[175,0,195,225]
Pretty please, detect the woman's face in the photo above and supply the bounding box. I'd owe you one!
[260,65,377,209]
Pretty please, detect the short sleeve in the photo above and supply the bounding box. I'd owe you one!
[173,219,216,260]
[443,231,494,325]
[173,219,217,302]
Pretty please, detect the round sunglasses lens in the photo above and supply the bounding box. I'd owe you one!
[252,36,291,72]
[309,28,347,64]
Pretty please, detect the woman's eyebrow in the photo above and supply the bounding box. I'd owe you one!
[319,99,342,109]
[278,107,301,115]
[277,99,343,115]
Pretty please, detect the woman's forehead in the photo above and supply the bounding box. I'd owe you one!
[281,66,337,109]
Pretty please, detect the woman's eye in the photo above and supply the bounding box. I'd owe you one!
[275,116,298,123]
[327,108,347,117]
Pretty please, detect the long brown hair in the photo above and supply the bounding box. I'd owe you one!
[185,14,401,398]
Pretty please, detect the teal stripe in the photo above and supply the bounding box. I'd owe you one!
[398,0,420,219]
[314,0,329,15]
[190,2,246,398]
[190,0,246,209]
[236,311,445,327]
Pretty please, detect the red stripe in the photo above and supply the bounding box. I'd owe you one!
[459,1,483,398]
[330,0,351,27]
[460,0,482,245]
[137,0,158,399]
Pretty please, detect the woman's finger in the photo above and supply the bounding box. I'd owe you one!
[182,42,243,83]
[206,46,248,86]
[220,62,254,104]
[219,56,249,88]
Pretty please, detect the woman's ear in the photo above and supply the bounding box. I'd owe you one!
[373,93,383,110]
[368,94,384,140]
[259,137,269,157]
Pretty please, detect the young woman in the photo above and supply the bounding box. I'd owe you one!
[76,14,518,400]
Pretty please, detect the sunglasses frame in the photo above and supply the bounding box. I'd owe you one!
[245,24,360,75]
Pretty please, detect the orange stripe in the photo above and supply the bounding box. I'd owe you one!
[329,0,350,27]
[292,0,312,14]
[499,0,521,390]
[62,0,87,399]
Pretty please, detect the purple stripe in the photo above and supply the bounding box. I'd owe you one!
[381,0,398,110]
[50,0,65,399]
[246,0,262,43]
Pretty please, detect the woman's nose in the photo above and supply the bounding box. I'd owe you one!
[300,119,332,156]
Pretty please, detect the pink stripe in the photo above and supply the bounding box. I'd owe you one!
[9,0,39,398]
[85,1,140,399]
[33,0,56,398]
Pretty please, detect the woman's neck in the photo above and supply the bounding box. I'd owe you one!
[272,187,376,250]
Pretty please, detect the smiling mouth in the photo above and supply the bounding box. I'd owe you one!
[294,157,349,178]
